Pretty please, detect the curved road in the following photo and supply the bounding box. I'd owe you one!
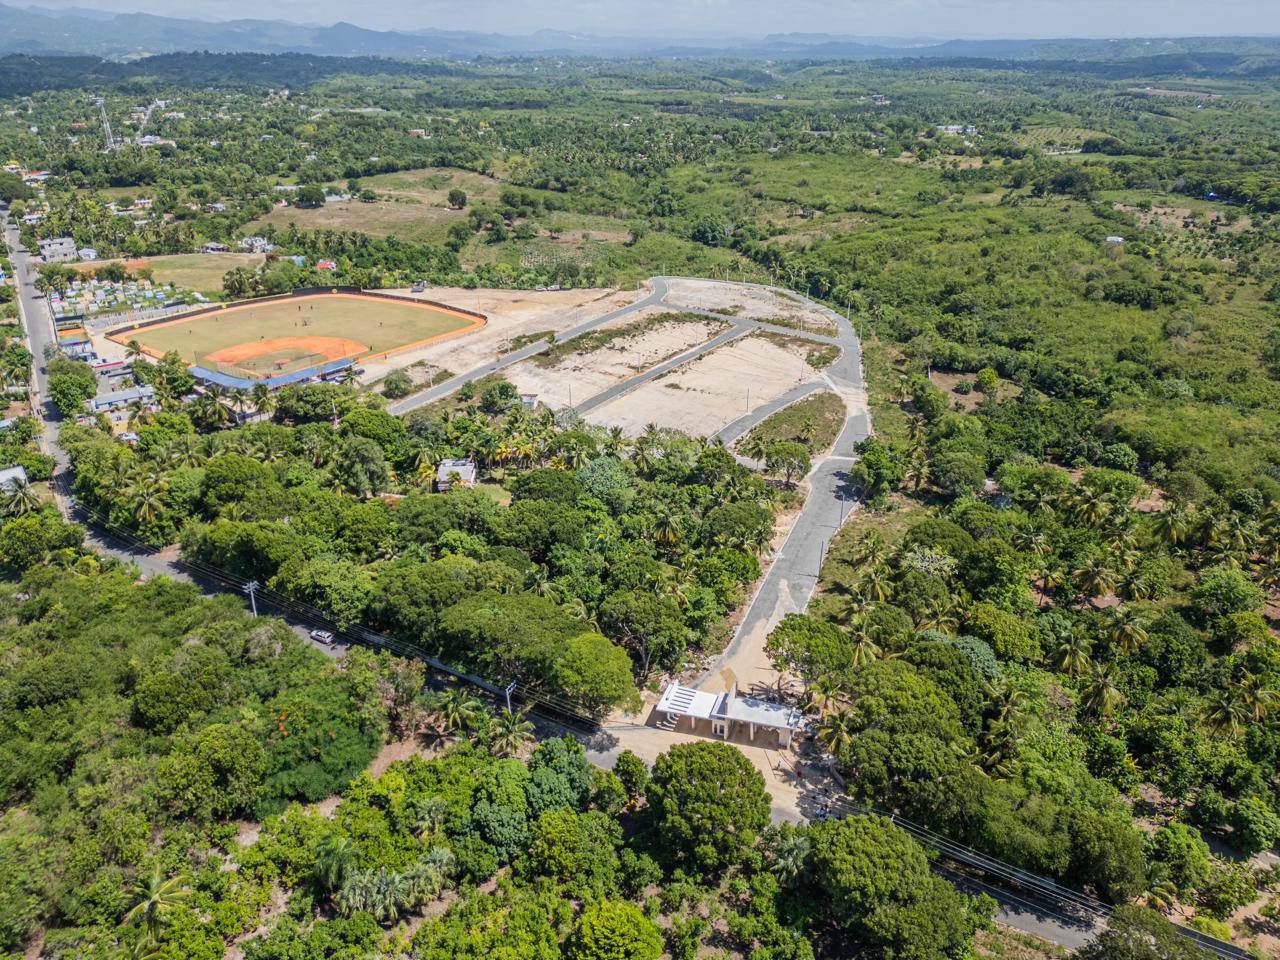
[0,231,1095,952]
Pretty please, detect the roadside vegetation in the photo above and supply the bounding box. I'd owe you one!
[0,43,1278,960]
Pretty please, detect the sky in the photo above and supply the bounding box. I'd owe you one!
[22,0,1280,39]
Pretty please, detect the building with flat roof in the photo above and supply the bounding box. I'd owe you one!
[38,237,77,262]
[0,465,29,490]
[87,384,155,414]
[435,458,477,492]
[655,682,806,748]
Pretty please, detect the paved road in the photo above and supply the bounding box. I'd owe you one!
[386,277,673,415]
[0,245,1096,951]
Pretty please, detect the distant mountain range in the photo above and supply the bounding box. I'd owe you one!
[1,4,1278,61]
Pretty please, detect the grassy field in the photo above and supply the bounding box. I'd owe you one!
[115,293,478,370]
[79,253,265,295]
[736,390,846,454]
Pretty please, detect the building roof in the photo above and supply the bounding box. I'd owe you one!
[0,465,28,489]
[88,384,155,411]
[656,684,722,720]
[190,356,352,390]
[717,688,805,731]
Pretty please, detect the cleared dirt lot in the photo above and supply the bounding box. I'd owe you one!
[662,277,836,334]
[583,333,818,437]
[503,310,728,409]
[359,285,640,383]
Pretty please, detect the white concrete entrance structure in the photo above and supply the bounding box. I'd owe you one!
[656,682,806,748]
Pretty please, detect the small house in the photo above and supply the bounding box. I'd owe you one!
[435,458,477,492]
[0,465,28,491]
[200,242,229,254]
[38,237,77,263]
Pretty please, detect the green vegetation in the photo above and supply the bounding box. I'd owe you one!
[737,390,846,455]
[2,41,1280,960]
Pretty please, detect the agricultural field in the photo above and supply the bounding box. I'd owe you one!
[109,292,479,374]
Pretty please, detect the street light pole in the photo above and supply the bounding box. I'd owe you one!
[244,579,260,617]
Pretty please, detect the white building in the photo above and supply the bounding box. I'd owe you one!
[655,682,806,748]
[0,465,29,490]
[435,458,477,491]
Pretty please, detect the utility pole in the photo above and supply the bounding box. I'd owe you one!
[244,580,260,617]
[504,681,517,713]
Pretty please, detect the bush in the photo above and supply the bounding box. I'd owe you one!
[382,369,414,399]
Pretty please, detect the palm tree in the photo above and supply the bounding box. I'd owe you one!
[858,563,894,603]
[816,709,856,757]
[1073,557,1117,605]
[1236,672,1278,722]
[1141,878,1179,913]
[804,676,845,718]
[767,828,811,885]
[848,627,882,667]
[425,688,481,740]
[2,477,41,516]
[123,869,191,943]
[1080,663,1125,719]
[1152,506,1193,548]
[1069,488,1113,527]
[742,433,770,464]
[1104,606,1149,656]
[490,707,534,757]
[313,833,357,892]
[1051,633,1093,677]
[1201,688,1250,737]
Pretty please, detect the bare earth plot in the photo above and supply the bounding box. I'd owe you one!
[503,310,728,410]
[359,285,640,383]
[661,277,837,334]
[582,333,818,437]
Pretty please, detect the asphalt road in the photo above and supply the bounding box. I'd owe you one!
[386,276,673,415]
[0,246,1097,951]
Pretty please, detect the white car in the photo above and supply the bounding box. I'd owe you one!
[309,629,335,644]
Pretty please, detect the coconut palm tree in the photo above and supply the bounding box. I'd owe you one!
[1141,878,1179,913]
[858,563,895,603]
[2,477,41,516]
[1080,663,1125,719]
[766,828,811,885]
[1104,606,1149,656]
[425,688,481,740]
[313,833,357,892]
[848,627,882,667]
[490,707,534,758]
[816,709,856,757]
[1201,688,1250,737]
[1236,672,1278,722]
[123,869,191,943]
[1073,557,1118,605]
[1152,506,1193,548]
[1051,634,1093,677]
[804,676,845,718]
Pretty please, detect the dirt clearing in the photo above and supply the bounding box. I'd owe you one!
[583,334,818,437]
[359,285,640,383]
[662,277,836,335]
[504,310,728,409]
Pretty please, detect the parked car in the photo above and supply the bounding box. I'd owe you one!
[309,629,335,644]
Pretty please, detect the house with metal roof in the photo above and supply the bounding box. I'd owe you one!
[655,682,806,747]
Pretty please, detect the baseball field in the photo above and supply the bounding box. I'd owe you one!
[111,292,483,378]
